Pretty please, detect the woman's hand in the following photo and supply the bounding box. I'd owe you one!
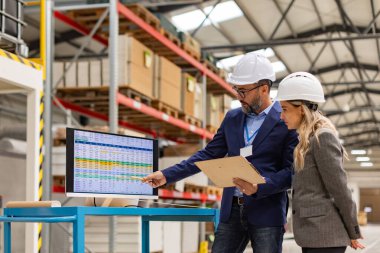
[233,178,258,195]
[350,238,365,250]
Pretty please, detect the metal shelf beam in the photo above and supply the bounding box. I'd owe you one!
[55,98,189,143]
[54,11,108,46]
[117,93,213,140]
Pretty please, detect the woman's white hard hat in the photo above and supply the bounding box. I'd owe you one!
[276,72,325,103]
[227,52,276,85]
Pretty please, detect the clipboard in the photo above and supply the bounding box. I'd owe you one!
[194,156,265,187]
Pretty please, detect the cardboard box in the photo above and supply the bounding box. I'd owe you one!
[215,94,233,123]
[155,56,182,110]
[119,35,154,98]
[64,62,77,88]
[77,61,89,87]
[194,83,204,120]
[89,59,102,87]
[53,62,64,88]
[218,94,233,110]
[101,35,155,98]
[207,94,222,127]
[181,73,196,117]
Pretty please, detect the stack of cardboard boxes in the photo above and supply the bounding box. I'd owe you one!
[154,56,182,110]
[55,34,232,129]
[206,94,233,129]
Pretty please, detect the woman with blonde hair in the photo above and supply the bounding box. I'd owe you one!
[276,72,365,253]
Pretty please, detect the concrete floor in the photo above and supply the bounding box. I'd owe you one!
[244,224,380,253]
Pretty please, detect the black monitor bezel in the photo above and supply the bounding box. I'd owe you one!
[66,127,158,198]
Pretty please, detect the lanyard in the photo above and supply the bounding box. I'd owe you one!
[244,123,260,146]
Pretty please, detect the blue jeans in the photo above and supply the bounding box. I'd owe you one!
[212,202,285,253]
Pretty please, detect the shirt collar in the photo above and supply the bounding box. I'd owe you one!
[247,102,274,118]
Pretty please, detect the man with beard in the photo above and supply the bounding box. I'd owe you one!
[143,52,298,253]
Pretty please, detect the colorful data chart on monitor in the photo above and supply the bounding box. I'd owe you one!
[73,130,154,195]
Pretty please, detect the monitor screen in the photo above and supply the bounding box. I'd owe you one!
[66,128,158,199]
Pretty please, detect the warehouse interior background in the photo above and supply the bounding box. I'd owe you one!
[0,0,380,252]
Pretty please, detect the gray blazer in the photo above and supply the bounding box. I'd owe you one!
[292,128,361,248]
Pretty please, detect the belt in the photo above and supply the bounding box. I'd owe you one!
[232,196,244,205]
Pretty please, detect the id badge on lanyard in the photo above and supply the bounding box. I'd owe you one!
[240,145,253,157]
[240,123,259,157]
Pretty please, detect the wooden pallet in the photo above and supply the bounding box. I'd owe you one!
[202,59,219,75]
[119,86,152,106]
[179,113,202,127]
[181,43,201,61]
[159,28,181,46]
[184,183,207,194]
[66,4,161,35]
[151,100,180,119]
[66,8,105,24]
[126,4,161,30]
[57,86,152,106]
[206,186,223,196]
[56,89,212,143]
[180,33,201,61]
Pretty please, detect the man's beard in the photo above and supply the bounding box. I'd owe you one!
[241,96,262,115]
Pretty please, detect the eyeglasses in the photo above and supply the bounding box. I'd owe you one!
[233,84,263,98]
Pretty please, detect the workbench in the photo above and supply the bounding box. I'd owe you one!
[0,207,220,253]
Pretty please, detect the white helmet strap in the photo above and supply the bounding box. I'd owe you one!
[289,100,319,111]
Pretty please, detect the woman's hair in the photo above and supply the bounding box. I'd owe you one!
[291,101,344,171]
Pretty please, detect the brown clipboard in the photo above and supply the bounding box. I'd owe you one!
[194,156,265,187]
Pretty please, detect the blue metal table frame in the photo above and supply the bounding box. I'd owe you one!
[0,207,220,253]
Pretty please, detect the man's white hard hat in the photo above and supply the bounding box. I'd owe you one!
[227,52,276,85]
[276,72,325,103]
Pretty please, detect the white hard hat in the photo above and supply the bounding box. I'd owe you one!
[276,72,325,103]
[227,52,276,85]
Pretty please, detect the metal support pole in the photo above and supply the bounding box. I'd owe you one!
[109,0,119,252]
[43,0,54,253]
[199,74,207,244]
[202,74,207,148]
[109,1,118,133]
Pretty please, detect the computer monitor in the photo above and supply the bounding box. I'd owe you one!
[66,128,158,199]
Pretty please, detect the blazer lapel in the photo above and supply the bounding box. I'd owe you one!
[238,111,246,149]
[252,102,281,152]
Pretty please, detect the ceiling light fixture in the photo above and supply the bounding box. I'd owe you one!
[351,150,366,155]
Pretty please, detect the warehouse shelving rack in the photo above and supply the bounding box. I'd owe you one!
[50,1,235,143]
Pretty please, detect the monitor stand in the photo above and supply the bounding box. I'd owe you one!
[85,197,139,207]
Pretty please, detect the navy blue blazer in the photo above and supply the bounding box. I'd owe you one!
[162,101,298,226]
